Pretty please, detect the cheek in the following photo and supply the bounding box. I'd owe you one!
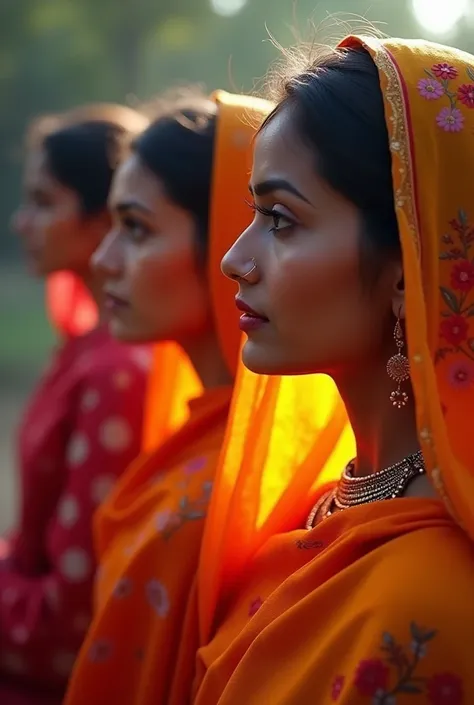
[262,238,379,372]
[128,245,209,338]
[271,240,361,331]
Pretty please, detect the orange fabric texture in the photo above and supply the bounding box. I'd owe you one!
[46,271,97,338]
[195,38,474,704]
[64,92,271,705]
[143,91,272,451]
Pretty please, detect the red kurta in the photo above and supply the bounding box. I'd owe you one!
[0,326,151,702]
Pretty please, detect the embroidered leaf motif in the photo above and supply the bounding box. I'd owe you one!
[382,632,394,647]
[459,209,468,227]
[467,66,474,82]
[440,286,461,312]
[435,347,453,363]
[343,622,463,702]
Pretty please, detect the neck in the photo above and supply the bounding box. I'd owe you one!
[180,327,233,392]
[335,355,420,477]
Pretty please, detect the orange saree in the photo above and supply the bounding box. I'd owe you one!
[194,38,474,704]
[64,91,271,705]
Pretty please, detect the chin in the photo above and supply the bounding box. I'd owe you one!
[107,319,138,343]
[242,339,323,377]
[241,339,291,376]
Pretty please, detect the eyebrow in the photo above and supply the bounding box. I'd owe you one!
[249,178,312,205]
[114,201,153,216]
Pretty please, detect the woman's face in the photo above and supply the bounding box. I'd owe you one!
[222,106,402,377]
[12,148,102,276]
[94,153,212,344]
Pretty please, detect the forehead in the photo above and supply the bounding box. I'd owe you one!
[252,106,318,191]
[24,148,55,189]
[110,153,166,208]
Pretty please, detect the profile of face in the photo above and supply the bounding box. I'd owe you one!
[12,149,104,277]
[221,106,404,377]
[93,153,213,344]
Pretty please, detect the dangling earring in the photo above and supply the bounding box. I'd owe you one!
[387,312,410,408]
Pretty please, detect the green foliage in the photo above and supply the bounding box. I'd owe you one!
[1,0,473,259]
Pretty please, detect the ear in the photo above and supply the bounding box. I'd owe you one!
[391,261,405,321]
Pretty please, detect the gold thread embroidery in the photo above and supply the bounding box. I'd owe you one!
[371,46,420,257]
[368,43,457,516]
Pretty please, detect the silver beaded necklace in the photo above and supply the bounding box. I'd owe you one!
[306,450,425,529]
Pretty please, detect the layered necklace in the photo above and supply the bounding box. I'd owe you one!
[306,450,425,529]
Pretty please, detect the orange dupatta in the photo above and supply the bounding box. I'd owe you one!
[195,38,474,704]
[64,91,272,705]
[143,91,273,451]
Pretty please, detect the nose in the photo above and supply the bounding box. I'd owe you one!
[91,229,123,278]
[11,207,28,236]
[221,228,259,284]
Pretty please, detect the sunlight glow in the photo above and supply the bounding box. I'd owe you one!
[412,0,468,35]
[210,0,248,18]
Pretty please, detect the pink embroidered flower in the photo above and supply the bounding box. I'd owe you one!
[450,259,474,291]
[88,639,113,663]
[440,315,469,346]
[248,597,264,617]
[331,675,345,701]
[457,83,474,108]
[427,672,464,705]
[436,107,465,132]
[145,579,170,618]
[183,456,207,475]
[448,361,474,389]
[432,63,458,80]
[353,659,389,696]
[418,77,444,100]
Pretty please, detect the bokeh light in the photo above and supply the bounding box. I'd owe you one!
[210,0,248,18]
[412,0,468,35]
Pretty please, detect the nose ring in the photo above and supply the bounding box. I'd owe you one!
[241,258,257,280]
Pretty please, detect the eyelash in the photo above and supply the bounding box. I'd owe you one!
[122,216,150,242]
[245,199,294,235]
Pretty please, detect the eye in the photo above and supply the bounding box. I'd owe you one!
[122,216,150,242]
[246,199,295,235]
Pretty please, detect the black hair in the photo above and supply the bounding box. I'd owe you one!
[263,45,400,282]
[132,94,217,252]
[29,104,147,216]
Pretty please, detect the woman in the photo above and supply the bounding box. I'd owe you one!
[64,90,271,705]
[3,105,151,702]
[194,37,474,703]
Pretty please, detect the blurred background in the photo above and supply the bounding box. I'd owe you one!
[1,0,473,531]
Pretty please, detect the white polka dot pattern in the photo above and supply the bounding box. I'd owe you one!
[1,587,18,606]
[52,651,76,677]
[99,417,132,453]
[67,432,90,466]
[59,548,91,582]
[58,495,80,528]
[113,370,132,389]
[91,474,116,505]
[131,348,153,371]
[73,612,91,634]
[81,388,100,411]
[11,625,29,644]
[1,652,27,674]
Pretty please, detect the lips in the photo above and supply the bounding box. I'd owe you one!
[235,297,268,321]
[104,291,129,310]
